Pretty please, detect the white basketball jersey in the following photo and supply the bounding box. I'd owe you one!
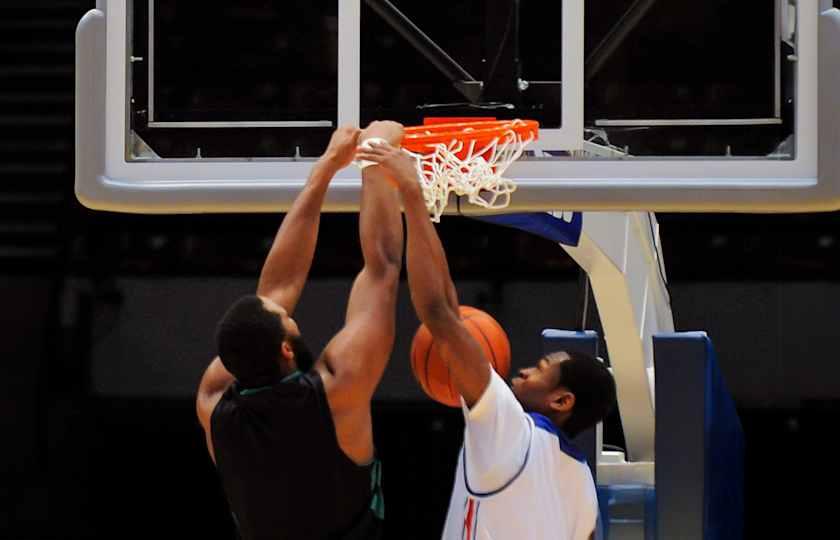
[441,372,599,540]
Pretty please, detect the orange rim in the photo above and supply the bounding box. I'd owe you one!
[402,119,539,153]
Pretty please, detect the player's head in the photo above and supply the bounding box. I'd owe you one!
[511,351,616,438]
[215,295,315,387]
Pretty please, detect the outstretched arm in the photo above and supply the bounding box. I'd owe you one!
[356,142,532,494]
[320,122,405,405]
[257,126,360,314]
[355,142,490,406]
[196,128,358,462]
[315,122,405,466]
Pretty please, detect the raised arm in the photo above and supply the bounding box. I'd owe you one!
[319,122,405,405]
[256,126,360,314]
[196,127,358,461]
[354,142,490,406]
[314,123,405,465]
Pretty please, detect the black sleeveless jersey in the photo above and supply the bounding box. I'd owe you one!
[210,371,384,540]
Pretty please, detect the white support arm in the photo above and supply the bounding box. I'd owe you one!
[561,212,673,462]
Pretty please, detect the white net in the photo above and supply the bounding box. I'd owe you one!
[405,120,535,222]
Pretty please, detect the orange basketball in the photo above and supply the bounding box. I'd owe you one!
[410,306,511,407]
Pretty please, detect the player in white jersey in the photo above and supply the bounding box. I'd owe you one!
[356,141,618,540]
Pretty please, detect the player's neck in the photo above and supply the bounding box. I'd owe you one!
[548,410,571,432]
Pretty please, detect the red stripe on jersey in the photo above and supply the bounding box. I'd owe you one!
[463,498,476,540]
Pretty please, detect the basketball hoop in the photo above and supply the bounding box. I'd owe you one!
[401,119,539,222]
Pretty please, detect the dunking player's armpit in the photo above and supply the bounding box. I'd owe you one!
[442,371,599,540]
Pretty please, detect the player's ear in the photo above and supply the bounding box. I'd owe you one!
[281,340,294,361]
[549,389,575,414]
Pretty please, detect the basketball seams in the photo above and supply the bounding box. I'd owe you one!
[422,334,435,400]
[462,317,498,368]
[471,314,511,375]
[445,349,458,406]
[411,307,509,408]
[427,343,451,406]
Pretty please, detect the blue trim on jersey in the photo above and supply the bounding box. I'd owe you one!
[462,418,533,498]
[472,500,481,540]
[528,412,587,464]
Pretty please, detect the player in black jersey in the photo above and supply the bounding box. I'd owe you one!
[196,122,405,540]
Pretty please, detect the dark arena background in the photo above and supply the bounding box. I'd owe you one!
[3,2,840,539]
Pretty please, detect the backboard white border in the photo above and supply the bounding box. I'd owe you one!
[77,2,840,213]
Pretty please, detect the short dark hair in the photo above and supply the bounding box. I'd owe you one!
[555,351,617,438]
[216,295,286,387]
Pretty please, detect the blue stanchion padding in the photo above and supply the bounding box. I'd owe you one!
[702,334,744,540]
[474,212,583,247]
[653,332,744,540]
[597,484,657,540]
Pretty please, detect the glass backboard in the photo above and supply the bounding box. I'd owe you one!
[76,1,840,213]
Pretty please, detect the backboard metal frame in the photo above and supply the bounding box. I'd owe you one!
[143,0,335,130]
[76,1,840,214]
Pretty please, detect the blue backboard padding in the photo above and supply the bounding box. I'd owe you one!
[654,333,744,540]
[474,212,583,247]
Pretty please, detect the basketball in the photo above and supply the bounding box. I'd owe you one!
[410,306,511,407]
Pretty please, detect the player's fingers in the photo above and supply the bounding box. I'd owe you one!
[355,151,383,163]
[356,145,388,157]
[367,140,396,151]
[357,141,387,151]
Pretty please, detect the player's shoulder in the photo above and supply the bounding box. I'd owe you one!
[485,369,523,407]
[215,371,323,414]
[464,369,526,420]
